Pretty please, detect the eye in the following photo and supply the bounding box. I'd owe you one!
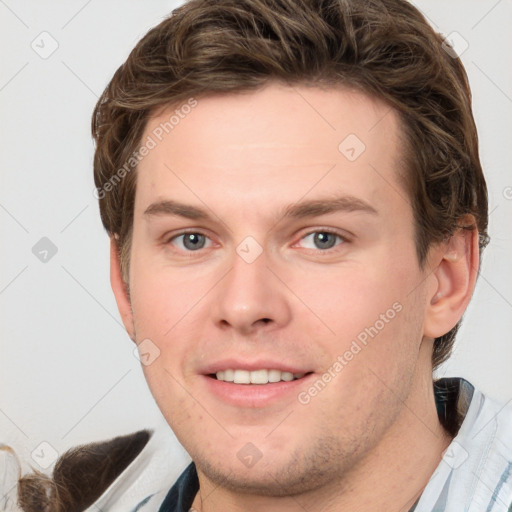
[169,232,211,251]
[298,231,344,250]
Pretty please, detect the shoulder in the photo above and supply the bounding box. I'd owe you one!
[418,379,512,511]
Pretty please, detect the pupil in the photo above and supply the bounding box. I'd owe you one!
[184,233,205,250]
[314,232,335,249]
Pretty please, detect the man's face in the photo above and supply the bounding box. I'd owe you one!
[126,83,432,494]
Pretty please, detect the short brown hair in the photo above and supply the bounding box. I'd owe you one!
[92,0,489,370]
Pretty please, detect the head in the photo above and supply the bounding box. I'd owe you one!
[92,0,488,499]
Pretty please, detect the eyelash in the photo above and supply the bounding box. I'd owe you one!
[165,228,348,254]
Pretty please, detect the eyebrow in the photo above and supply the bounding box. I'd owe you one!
[282,196,378,218]
[144,200,208,219]
[143,195,378,221]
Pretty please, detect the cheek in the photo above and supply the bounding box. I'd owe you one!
[294,262,408,340]
[141,360,202,441]
[294,257,425,392]
[130,261,211,339]
[294,287,424,440]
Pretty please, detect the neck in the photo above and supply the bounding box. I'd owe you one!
[192,340,452,512]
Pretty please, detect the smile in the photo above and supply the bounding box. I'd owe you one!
[214,369,307,384]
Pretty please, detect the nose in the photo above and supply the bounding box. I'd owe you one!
[211,245,292,335]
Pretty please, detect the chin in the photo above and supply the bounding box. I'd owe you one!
[192,438,352,498]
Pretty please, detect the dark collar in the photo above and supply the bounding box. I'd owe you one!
[434,376,474,437]
[158,462,199,512]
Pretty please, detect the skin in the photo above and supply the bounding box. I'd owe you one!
[110,82,479,511]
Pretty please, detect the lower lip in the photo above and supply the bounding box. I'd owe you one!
[200,374,314,408]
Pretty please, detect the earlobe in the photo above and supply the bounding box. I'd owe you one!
[110,236,136,342]
[423,220,480,339]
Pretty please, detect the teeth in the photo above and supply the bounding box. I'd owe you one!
[233,370,250,384]
[268,369,281,383]
[215,369,306,384]
[250,369,268,384]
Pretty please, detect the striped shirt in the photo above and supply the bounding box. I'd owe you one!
[412,378,512,511]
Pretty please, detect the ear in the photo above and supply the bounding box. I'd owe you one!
[110,236,136,342]
[423,219,480,339]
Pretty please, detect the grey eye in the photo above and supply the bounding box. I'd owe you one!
[300,231,341,250]
[178,233,207,250]
[313,232,337,249]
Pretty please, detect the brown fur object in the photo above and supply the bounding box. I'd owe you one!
[17,430,151,512]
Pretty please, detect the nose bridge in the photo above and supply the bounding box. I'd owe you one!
[212,241,291,332]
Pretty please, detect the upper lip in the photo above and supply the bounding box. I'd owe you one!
[200,359,313,375]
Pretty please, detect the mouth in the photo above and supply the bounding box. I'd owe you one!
[198,359,315,407]
[208,369,313,384]
[201,366,315,408]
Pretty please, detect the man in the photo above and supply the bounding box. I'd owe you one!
[14,0,511,510]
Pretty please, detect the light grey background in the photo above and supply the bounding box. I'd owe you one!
[1,0,511,473]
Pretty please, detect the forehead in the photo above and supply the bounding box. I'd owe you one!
[135,83,406,217]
